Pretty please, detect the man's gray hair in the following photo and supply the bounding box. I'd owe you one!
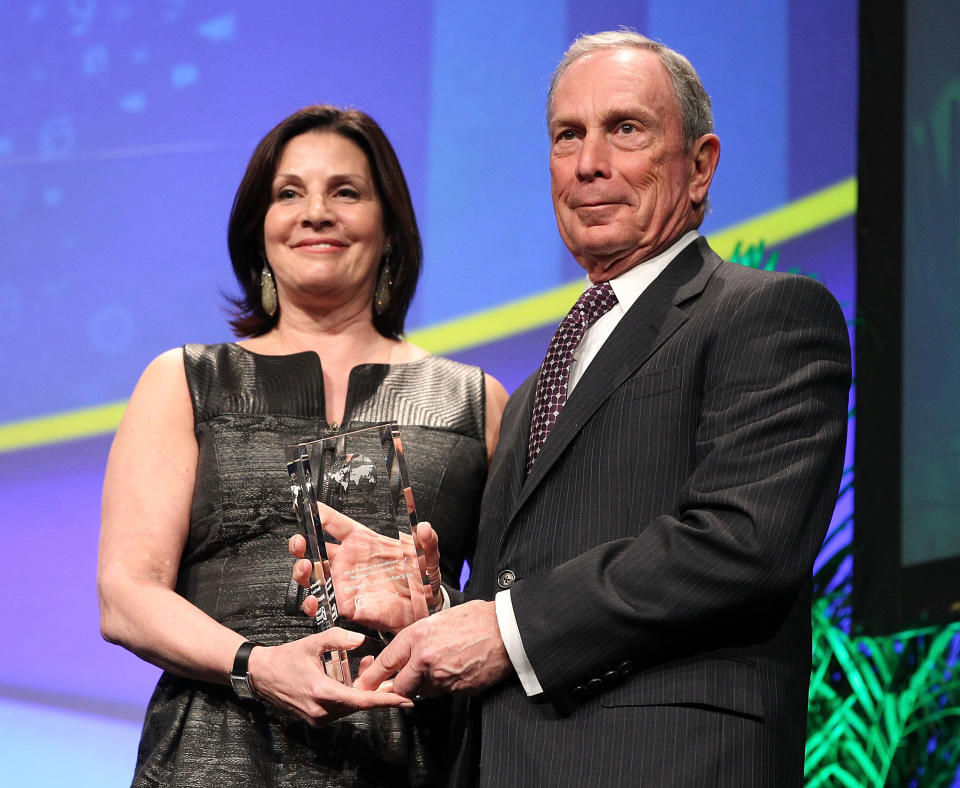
[547,29,714,150]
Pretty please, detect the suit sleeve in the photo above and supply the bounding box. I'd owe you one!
[508,273,851,699]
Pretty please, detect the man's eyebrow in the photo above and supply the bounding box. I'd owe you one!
[548,113,581,130]
[598,105,656,125]
[549,105,657,130]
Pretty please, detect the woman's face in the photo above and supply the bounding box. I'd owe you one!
[263,131,386,311]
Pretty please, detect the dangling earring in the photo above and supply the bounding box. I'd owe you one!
[260,263,278,317]
[374,244,393,316]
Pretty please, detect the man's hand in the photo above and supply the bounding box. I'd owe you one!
[288,506,442,633]
[353,600,512,697]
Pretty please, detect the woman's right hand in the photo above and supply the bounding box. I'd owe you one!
[247,628,412,726]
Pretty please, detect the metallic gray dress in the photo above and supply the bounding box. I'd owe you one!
[132,343,488,787]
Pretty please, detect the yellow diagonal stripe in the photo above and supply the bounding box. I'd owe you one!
[707,176,856,260]
[0,401,128,454]
[0,176,856,454]
[407,280,584,354]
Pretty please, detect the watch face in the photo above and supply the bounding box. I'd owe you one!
[230,673,254,699]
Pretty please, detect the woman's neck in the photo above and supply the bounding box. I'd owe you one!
[237,301,427,368]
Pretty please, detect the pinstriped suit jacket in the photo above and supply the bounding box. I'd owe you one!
[458,237,850,787]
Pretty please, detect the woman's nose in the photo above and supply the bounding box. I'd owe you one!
[302,193,334,226]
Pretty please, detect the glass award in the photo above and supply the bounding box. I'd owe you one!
[285,422,436,684]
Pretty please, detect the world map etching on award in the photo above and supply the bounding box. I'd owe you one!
[325,453,379,514]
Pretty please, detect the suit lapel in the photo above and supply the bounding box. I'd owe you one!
[511,238,721,520]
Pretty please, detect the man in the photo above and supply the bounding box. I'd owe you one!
[356,30,850,786]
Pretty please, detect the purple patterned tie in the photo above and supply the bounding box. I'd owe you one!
[527,281,618,472]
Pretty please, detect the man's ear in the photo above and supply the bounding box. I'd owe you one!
[688,133,720,206]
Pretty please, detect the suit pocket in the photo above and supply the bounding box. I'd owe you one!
[622,365,682,399]
[599,655,764,719]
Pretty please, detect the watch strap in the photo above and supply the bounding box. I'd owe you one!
[229,641,260,699]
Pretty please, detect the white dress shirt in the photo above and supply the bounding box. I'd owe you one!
[496,230,700,696]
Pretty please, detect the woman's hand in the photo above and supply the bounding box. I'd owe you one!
[247,629,412,726]
[289,511,442,633]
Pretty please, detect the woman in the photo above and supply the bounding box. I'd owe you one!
[98,105,507,786]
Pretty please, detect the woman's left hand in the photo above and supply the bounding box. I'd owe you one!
[289,509,442,633]
[247,629,413,726]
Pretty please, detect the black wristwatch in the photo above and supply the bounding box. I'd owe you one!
[229,641,261,700]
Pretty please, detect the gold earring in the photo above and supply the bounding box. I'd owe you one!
[374,247,393,316]
[261,264,277,317]
[374,264,393,315]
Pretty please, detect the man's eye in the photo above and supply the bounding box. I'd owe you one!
[556,129,577,142]
[618,123,637,134]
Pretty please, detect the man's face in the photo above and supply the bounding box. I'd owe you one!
[549,47,717,281]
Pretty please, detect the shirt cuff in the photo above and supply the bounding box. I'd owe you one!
[495,589,544,696]
[439,584,451,610]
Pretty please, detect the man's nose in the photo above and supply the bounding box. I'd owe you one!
[576,132,612,181]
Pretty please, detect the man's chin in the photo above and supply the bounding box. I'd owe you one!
[576,245,656,282]
[570,235,632,268]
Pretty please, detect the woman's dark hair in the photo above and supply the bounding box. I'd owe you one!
[227,105,422,339]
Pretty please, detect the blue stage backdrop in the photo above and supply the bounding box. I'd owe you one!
[0,1,856,783]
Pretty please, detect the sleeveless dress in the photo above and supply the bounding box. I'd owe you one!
[132,343,488,787]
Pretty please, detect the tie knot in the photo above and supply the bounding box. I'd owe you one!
[570,280,618,325]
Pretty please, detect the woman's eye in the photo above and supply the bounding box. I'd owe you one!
[275,187,298,201]
[335,186,360,200]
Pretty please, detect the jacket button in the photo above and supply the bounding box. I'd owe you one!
[497,569,516,589]
[618,661,634,676]
[602,670,620,686]
[571,684,586,700]
[587,678,604,693]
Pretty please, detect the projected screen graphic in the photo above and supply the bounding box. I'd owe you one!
[0,1,857,783]
[901,1,960,568]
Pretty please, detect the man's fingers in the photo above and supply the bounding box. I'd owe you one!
[353,633,411,691]
[354,660,393,692]
[355,657,401,694]
[391,663,432,699]
[302,593,319,618]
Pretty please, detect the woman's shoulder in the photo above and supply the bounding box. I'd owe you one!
[133,347,187,391]
[139,344,255,423]
[121,347,193,432]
